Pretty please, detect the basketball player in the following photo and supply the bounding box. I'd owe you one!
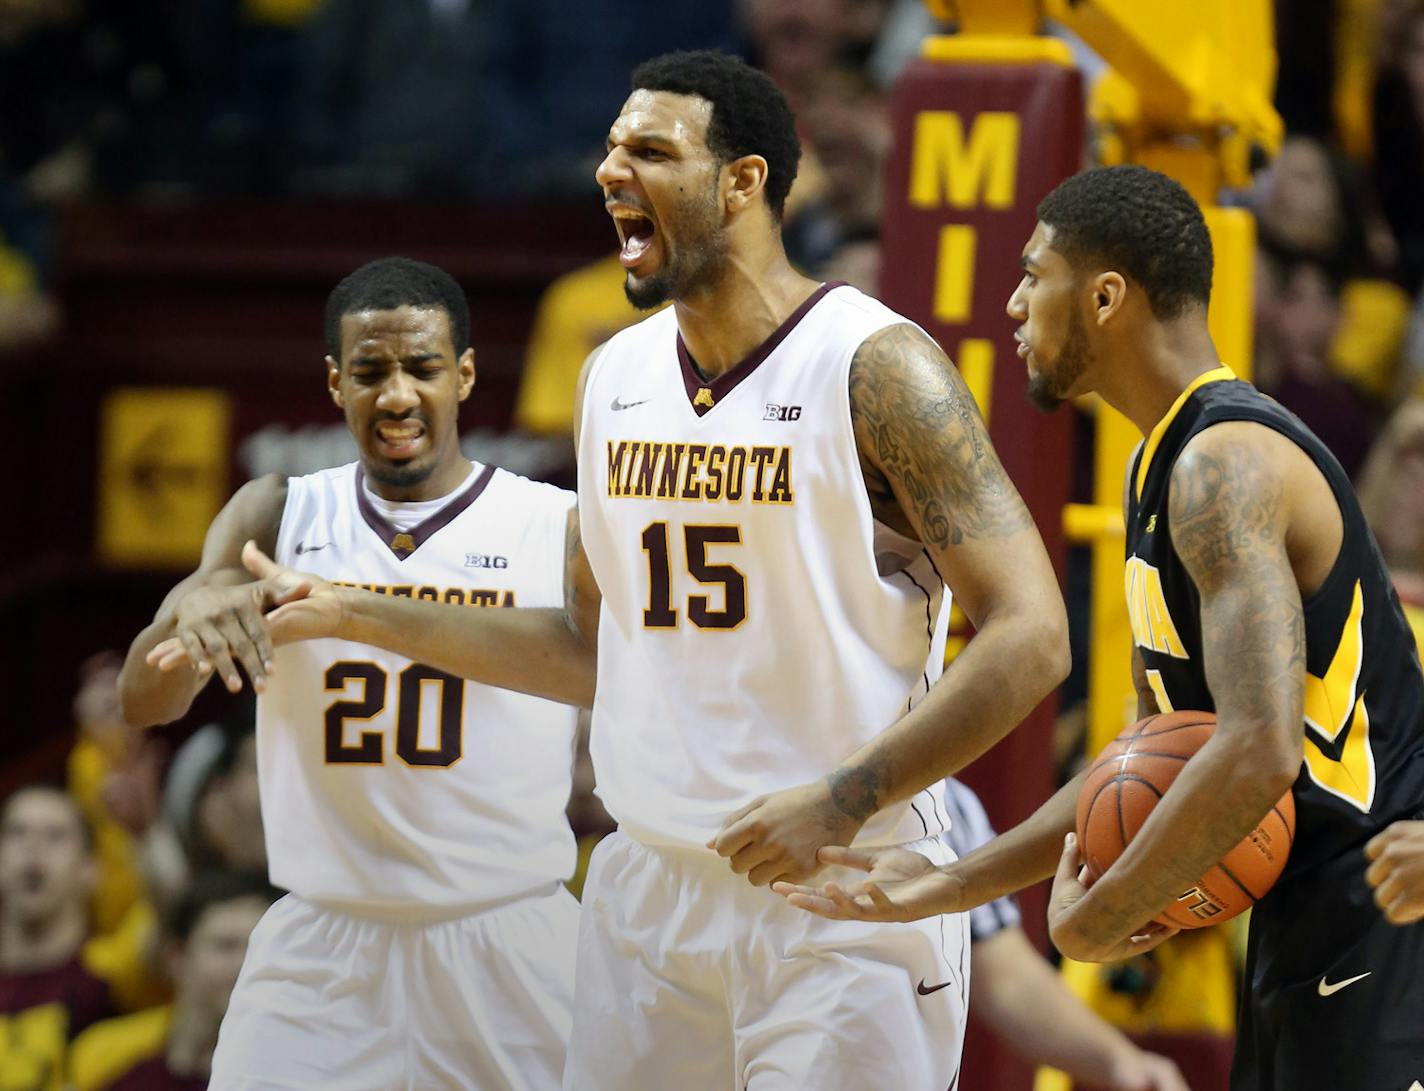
[120,257,582,1090]
[776,165,1424,1089]
[150,51,1070,1089]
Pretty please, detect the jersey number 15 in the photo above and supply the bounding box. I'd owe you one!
[641,521,747,630]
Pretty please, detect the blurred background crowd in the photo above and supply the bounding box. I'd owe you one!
[1,1,1423,1089]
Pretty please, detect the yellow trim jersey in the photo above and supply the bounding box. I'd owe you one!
[260,462,579,912]
[577,284,952,850]
[1126,373,1424,877]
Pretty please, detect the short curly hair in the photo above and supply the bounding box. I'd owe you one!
[630,50,801,222]
[325,257,470,360]
[1038,165,1213,320]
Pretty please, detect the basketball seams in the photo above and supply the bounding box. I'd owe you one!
[1214,860,1264,903]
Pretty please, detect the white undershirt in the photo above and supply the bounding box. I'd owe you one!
[360,462,480,533]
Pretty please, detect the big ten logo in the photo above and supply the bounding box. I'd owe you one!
[906,110,1022,426]
[762,404,801,422]
[464,554,509,569]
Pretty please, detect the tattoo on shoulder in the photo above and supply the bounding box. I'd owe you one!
[826,765,881,822]
[1168,445,1282,592]
[848,325,1031,549]
[1168,439,1307,677]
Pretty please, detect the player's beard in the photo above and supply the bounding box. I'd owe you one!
[1027,306,1092,412]
[364,436,442,490]
[365,458,436,489]
[624,177,730,310]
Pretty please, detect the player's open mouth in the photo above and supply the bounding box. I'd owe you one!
[375,420,426,459]
[611,206,659,270]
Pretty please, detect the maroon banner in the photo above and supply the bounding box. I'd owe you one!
[879,55,1085,1091]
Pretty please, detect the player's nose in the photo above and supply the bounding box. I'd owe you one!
[1005,278,1028,321]
[376,371,419,412]
[596,147,631,190]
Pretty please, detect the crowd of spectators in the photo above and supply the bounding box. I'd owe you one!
[0,655,276,1089]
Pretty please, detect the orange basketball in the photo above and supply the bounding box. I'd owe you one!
[1075,710,1295,929]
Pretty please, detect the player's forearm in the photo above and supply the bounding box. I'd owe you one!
[944,769,1084,908]
[339,588,596,707]
[971,927,1144,1084]
[120,629,206,728]
[119,568,249,727]
[827,611,1069,819]
[1059,728,1295,949]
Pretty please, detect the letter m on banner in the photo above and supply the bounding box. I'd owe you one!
[908,112,1020,210]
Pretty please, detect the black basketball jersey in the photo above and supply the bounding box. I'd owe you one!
[1126,367,1424,878]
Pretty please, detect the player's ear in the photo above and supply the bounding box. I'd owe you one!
[326,355,344,408]
[457,348,476,402]
[724,154,769,215]
[1092,271,1127,326]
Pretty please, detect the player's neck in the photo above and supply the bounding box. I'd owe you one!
[166,1003,222,1076]
[673,247,821,378]
[0,907,87,974]
[1099,318,1223,437]
[363,455,474,504]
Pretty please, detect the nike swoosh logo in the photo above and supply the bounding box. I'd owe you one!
[916,978,953,996]
[1317,971,1371,997]
[295,542,332,554]
[610,396,649,411]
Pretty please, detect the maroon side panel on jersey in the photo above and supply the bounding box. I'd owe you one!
[879,55,1085,1091]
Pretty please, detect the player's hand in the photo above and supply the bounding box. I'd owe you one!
[1106,1049,1190,1091]
[771,845,958,922]
[239,541,348,646]
[1366,820,1424,925]
[1048,833,1178,963]
[145,541,320,692]
[708,779,865,887]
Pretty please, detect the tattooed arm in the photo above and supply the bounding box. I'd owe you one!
[824,323,1069,814]
[1048,422,1305,961]
[712,324,1067,885]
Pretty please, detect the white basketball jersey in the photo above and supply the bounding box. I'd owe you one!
[578,284,952,850]
[259,462,578,912]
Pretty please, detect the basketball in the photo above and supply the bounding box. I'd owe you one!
[1075,710,1295,929]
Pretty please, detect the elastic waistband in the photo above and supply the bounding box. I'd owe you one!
[294,880,565,926]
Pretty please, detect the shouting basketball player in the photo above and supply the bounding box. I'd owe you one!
[121,258,583,1090]
[776,165,1424,1090]
[149,51,1069,1089]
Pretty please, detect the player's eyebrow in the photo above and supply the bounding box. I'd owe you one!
[349,351,442,368]
[606,131,676,151]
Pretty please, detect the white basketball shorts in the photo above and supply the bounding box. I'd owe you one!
[564,832,969,1091]
[210,884,579,1091]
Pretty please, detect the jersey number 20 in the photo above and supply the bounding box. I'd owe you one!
[324,662,463,766]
